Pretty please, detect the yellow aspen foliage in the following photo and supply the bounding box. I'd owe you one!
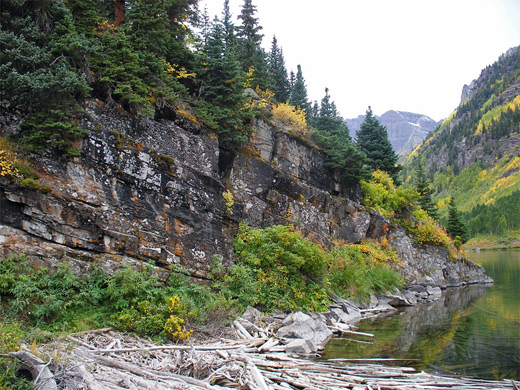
[244,67,255,88]
[0,137,20,178]
[272,103,307,134]
[162,60,196,79]
[95,20,117,37]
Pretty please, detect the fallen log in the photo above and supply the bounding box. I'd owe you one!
[8,350,57,390]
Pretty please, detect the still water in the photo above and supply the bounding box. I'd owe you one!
[321,250,520,380]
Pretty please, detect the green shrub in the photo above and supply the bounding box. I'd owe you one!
[222,224,331,313]
[361,170,418,217]
[328,241,403,303]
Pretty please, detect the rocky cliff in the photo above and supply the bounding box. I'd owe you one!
[0,100,489,286]
[346,110,439,157]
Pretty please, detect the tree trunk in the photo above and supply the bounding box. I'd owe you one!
[114,0,125,26]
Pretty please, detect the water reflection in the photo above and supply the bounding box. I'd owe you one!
[321,250,520,381]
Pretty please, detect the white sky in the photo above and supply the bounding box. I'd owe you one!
[200,0,520,121]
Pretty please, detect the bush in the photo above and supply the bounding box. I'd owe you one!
[223,224,331,312]
[221,224,404,312]
[0,320,32,390]
[328,241,403,303]
[361,170,418,217]
[272,102,307,134]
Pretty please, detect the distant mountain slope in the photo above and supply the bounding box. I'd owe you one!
[346,110,439,156]
[403,46,520,238]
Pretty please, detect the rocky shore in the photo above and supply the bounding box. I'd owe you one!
[8,281,515,390]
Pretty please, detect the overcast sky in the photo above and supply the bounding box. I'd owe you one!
[200,0,520,121]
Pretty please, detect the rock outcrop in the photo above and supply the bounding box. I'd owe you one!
[389,226,493,287]
[0,99,489,288]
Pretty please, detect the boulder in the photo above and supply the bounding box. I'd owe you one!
[277,312,332,350]
[284,339,316,354]
[426,286,442,297]
[327,307,361,325]
[376,292,412,307]
[242,306,262,323]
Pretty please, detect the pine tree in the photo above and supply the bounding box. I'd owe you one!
[415,161,438,219]
[222,0,235,48]
[290,65,310,113]
[356,107,401,183]
[312,89,370,183]
[236,0,270,90]
[268,36,290,102]
[196,18,251,148]
[446,197,468,242]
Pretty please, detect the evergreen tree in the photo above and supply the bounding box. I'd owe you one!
[290,64,310,113]
[236,0,270,90]
[195,18,252,149]
[288,70,296,96]
[221,0,235,48]
[0,0,91,155]
[415,161,438,219]
[446,197,468,242]
[268,36,290,102]
[312,89,370,183]
[356,107,401,183]
[199,6,212,46]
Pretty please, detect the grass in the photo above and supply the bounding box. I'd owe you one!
[465,230,520,250]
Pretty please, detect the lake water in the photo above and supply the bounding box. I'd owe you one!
[321,250,520,381]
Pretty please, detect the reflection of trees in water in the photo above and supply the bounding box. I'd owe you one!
[324,251,520,381]
[323,286,487,362]
[393,285,488,364]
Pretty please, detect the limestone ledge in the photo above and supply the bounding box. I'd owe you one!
[0,100,491,288]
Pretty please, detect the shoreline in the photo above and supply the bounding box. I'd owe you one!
[10,325,517,390]
[7,280,516,390]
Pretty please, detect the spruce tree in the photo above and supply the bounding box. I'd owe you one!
[415,161,438,219]
[312,89,370,183]
[290,64,311,113]
[268,36,290,102]
[222,0,235,48]
[196,18,251,148]
[236,0,270,90]
[356,107,401,183]
[446,197,468,242]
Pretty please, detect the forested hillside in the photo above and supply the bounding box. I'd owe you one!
[0,0,391,184]
[403,46,520,245]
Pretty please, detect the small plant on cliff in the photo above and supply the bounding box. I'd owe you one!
[0,138,20,179]
[223,189,234,215]
[328,240,403,303]
[361,170,418,217]
[271,102,307,134]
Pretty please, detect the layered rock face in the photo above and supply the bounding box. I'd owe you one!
[0,100,489,287]
[389,227,493,287]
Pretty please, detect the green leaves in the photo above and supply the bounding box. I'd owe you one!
[228,224,330,312]
[356,107,401,184]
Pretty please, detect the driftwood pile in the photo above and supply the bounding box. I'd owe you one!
[7,323,518,390]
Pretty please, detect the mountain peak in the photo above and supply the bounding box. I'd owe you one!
[346,110,439,156]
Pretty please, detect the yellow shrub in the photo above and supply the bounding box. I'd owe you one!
[414,221,452,248]
[223,189,234,215]
[272,102,307,134]
[0,137,19,178]
[163,296,193,341]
